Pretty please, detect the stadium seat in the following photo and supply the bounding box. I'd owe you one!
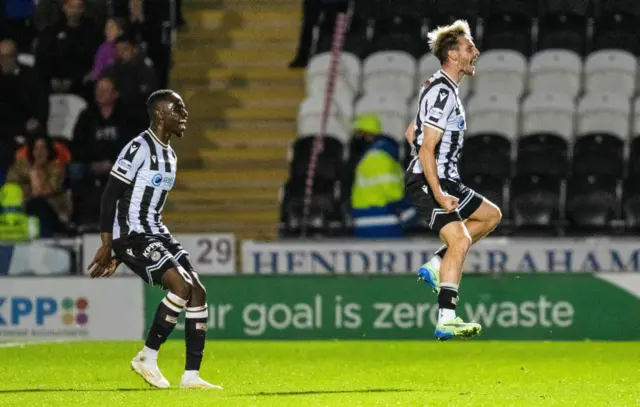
[592,4,640,54]
[622,176,640,232]
[298,95,351,142]
[368,32,426,58]
[362,51,417,101]
[577,92,630,143]
[538,0,589,55]
[483,15,534,56]
[418,54,471,100]
[572,133,625,177]
[460,133,512,179]
[566,174,619,233]
[528,50,582,98]
[464,175,507,215]
[47,94,87,141]
[516,133,569,178]
[466,92,519,140]
[288,135,346,184]
[355,92,408,140]
[305,52,361,100]
[626,137,640,177]
[473,50,528,99]
[584,50,637,97]
[483,0,536,55]
[521,91,575,142]
[511,174,561,233]
[279,185,344,238]
[430,0,481,38]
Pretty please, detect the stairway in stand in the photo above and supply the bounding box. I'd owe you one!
[163,0,303,241]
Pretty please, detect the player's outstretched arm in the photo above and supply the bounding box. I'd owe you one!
[88,175,129,278]
[419,126,458,213]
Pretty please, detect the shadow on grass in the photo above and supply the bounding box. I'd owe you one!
[0,388,417,397]
[237,388,417,397]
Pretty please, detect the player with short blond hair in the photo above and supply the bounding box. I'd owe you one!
[405,20,502,340]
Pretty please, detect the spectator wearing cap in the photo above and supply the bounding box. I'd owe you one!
[101,32,157,113]
[351,131,416,239]
[0,38,49,171]
[35,0,101,96]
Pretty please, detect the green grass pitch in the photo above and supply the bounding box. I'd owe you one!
[0,341,638,406]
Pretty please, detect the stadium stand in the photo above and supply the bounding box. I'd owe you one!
[282,0,640,238]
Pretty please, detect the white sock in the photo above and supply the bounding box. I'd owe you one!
[183,370,199,380]
[438,308,456,323]
[430,255,442,271]
[140,346,158,361]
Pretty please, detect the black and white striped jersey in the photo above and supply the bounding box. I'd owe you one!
[408,70,467,180]
[109,129,177,239]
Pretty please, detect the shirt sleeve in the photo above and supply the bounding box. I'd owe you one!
[109,139,147,184]
[419,85,456,133]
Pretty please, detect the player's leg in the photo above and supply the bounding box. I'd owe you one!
[180,262,222,388]
[114,234,195,388]
[131,265,193,388]
[418,184,499,290]
[433,220,481,340]
[169,241,221,389]
[463,198,502,243]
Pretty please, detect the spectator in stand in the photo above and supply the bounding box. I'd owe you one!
[6,134,73,237]
[70,76,140,225]
[35,0,101,96]
[102,32,157,114]
[111,0,173,88]
[0,38,49,172]
[86,17,126,83]
[289,0,349,68]
[0,0,37,52]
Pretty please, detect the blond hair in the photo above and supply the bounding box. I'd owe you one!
[427,20,472,64]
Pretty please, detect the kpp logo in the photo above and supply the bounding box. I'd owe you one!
[0,297,89,326]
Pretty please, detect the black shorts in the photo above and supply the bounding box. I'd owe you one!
[112,232,196,288]
[405,172,484,233]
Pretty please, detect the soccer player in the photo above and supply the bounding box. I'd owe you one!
[87,90,221,389]
[405,20,502,340]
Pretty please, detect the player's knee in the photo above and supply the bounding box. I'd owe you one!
[489,205,502,227]
[190,280,207,304]
[169,276,192,300]
[442,223,471,253]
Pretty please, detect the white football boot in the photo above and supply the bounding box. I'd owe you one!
[180,372,223,389]
[131,352,170,389]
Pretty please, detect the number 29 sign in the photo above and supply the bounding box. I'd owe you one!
[180,234,236,275]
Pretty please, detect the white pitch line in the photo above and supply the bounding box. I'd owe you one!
[0,339,79,349]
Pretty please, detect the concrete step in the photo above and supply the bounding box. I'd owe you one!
[177,169,288,188]
[186,88,304,109]
[165,220,278,240]
[169,199,280,212]
[188,106,297,121]
[164,210,278,224]
[174,48,294,69]
[204,128,296,148]
[207,67,303,89]
[186,10,301,30]
[199,147,288,170]
[179,25,299,41]
[171,187,280,201]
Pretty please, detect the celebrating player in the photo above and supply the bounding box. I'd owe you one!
[87,90,221,389]
[405,20,502,340]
